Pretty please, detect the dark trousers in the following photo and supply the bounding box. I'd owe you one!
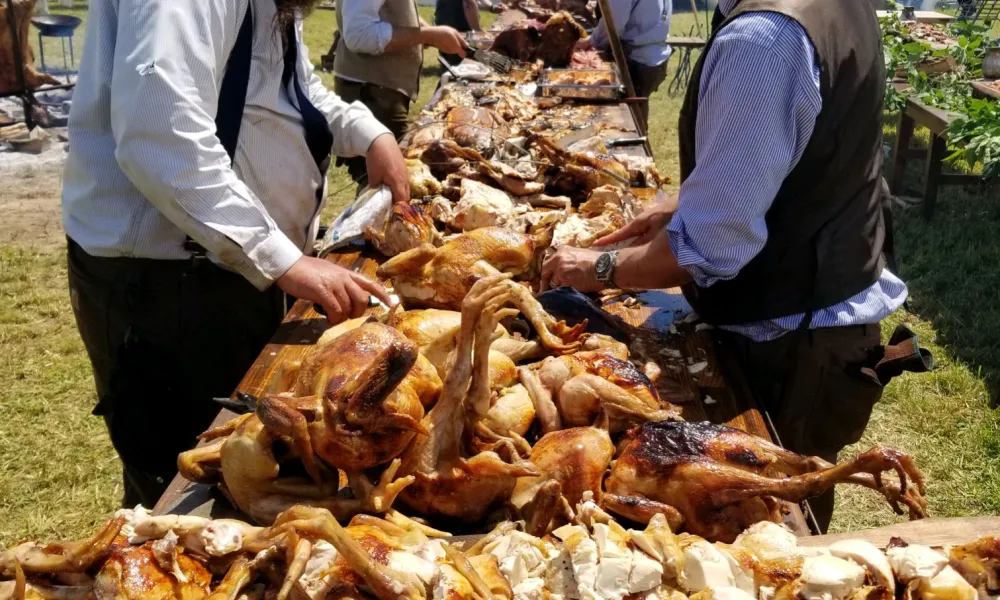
[67,239,286,508]
[718,323,884,531]
[627,59,668,132]
[334,77,412,185]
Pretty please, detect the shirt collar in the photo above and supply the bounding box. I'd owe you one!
[718,0,741,16]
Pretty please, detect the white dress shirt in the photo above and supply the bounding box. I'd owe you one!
[340,0,397,56]
[62,0,391,290]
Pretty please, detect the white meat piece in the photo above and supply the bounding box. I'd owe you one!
[679,540,737,593]
[888,545,949,583]
[828,540,894,592]
[798,555,866,600]
[451,179,515,230]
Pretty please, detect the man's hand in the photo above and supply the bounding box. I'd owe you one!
[277,256,393,324]
[540,247,604,293]
[366,133,410,204]
[574,37,593,51]
[593,191,678,247]
[421,25,469,57]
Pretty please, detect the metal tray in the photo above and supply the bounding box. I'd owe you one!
[538,67,623,100]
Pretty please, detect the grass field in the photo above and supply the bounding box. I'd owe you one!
[1,3,998,545]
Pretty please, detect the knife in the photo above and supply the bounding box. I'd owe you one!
[607,136,648,148]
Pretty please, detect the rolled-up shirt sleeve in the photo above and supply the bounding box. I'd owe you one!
[110,0,301,290]
[666,15,822,288]
[341,0,394,55]
[298,25,392,157]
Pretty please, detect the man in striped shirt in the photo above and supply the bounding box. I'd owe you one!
[62,0,406,507]
[542,0,912,529]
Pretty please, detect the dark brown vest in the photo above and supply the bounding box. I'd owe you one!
[677,0,887,326]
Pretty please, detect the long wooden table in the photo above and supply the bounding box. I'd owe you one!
[153,247,810,533]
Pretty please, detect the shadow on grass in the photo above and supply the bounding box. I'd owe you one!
[885,123,1000,405]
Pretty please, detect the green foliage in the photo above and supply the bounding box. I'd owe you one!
[879,11,1000,179]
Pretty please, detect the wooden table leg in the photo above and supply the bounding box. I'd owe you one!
[891,112,915,194]
[923,133,947,220]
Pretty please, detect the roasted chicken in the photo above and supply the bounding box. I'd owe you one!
[366,201,438,257]
[530,134,631,197]
[603,421,929,542]
[519,349,678,434]
[446,106,507,153]
[511,422,615,535]
[376,227,537,310]
[95,541,212,600]
[396,275,539,523]
[263,321,434,473]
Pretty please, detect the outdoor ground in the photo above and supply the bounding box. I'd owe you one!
[1,3,998,545]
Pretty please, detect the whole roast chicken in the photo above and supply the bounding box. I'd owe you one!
[396,275,539,523]
[603,421,929,543]
[376,227,540,310]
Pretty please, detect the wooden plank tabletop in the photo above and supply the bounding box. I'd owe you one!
[906,95,958,135]
[665,36,706,48]
[799,516,1000,549]
[973,79,1000,101]
[876,10,956,24]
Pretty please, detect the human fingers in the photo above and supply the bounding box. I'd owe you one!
[593,218,647,247]
[344,279,371,319]
[351,272,394,307]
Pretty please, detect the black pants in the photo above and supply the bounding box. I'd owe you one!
[334,78,412,186]
[627,59,668,132]
[718,324,884,531]
[67,239,286,508]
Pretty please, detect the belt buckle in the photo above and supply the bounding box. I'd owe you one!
[183,238,209,266]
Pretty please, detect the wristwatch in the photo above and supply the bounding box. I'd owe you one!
[595,250,619,287]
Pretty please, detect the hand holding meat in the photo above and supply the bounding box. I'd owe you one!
[541,246,603,292]
[594,190,678,247]
[366,133,411,204]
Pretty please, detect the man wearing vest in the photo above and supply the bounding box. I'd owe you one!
[62,0,408,508]
[540,0,911,530]
[334,0,469,182]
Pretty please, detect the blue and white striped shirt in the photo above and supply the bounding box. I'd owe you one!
[665,1,907,342]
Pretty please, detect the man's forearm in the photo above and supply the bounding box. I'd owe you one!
[384,26,426,53]
[614,232,692,290]
[463,0,482,31]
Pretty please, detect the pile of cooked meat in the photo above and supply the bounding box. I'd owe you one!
[0,496,990,600]
[177,274,928,541]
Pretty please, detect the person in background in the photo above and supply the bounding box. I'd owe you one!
[334,0,469,182]
[541,0,911,530]
[576,0,672,128]
[435,0,484,64]
[62,0,406,508]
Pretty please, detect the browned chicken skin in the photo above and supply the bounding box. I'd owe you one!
[603,421,929,542]
[511,423,615,535]
[262,322,432,474]
[366,202,438,257]
[95,542,212,600]
[396,275,539,523]
[520,349,679,434]
[377,227,536,310]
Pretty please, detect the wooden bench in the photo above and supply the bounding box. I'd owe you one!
[890,94,980,219]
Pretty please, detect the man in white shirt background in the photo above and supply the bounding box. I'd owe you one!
[61,0,406,507]
[333,0,468,182]
[576,0,672,128]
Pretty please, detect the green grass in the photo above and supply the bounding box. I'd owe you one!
[1,5,998,546]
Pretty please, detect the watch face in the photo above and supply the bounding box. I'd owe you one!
[596,253,612,279]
